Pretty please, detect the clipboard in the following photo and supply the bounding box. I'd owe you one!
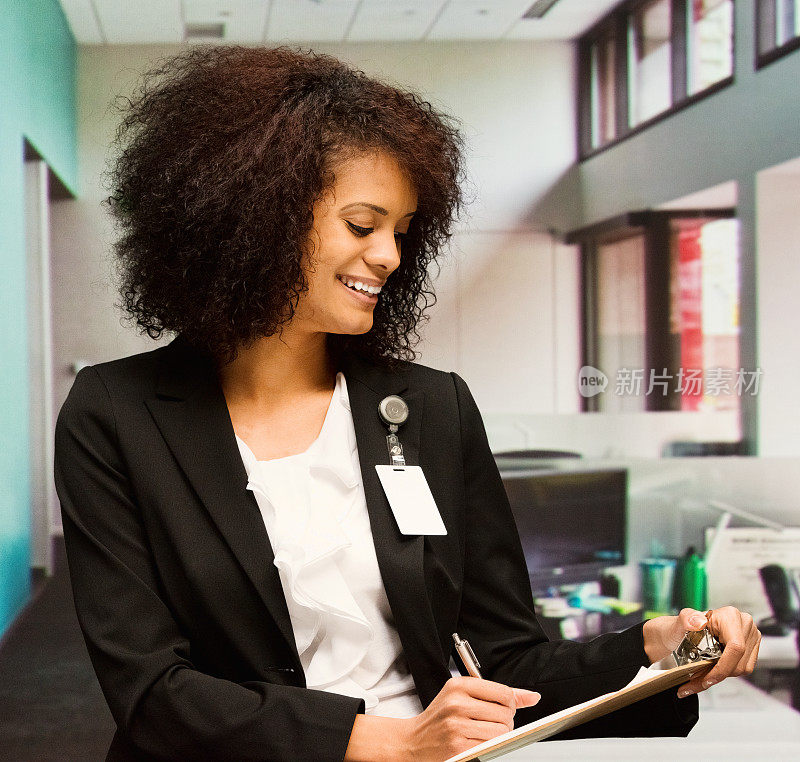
[444,657,717,762]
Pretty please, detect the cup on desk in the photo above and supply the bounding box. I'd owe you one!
[640,558,677,615]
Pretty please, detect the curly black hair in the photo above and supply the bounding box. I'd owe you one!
[106,45,465,365]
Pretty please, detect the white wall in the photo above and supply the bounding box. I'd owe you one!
[50,40,583,426]
[756,162,800,457]
[420,232,581,415]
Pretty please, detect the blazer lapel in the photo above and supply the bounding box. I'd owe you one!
[342,356,449,699]
[145,339,300,668]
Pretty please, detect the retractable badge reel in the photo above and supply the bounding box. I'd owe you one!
[378,395,409,466]
[374,394,447,535]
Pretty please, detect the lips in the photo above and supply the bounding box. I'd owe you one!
[337,276,379,303]
[336,275,383,296]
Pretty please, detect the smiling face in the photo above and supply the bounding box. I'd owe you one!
[292,150,418,337]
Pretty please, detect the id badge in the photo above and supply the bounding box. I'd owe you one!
[375,465,447,535]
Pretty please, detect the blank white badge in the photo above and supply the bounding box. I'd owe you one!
[375,465,447,535]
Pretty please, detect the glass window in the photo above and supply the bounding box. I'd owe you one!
[590,29,617,149]
[687,0,734,95]
[596,235,647,412]
[628,0,673,126]
[579,0,736,157]
[777,0,800,46]
[758,0,800,61]
[669,218,740,412]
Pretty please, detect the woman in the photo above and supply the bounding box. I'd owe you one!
[55,47,760,762]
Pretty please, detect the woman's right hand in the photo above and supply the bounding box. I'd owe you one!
[398,676,540,761]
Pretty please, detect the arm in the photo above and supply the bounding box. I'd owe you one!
[55,367,362,761]
[449,372,699,738]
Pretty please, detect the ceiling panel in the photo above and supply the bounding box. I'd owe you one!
[346,1,446,43]
[426,0,533,40]
[59,0,104,43]
[506,0,623,39]
[93,0,183,44]
[266,0,359,43]
[59,0,616,45]
[183,0,271,43]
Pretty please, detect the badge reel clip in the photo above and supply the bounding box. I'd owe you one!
[672,619,723,666]
[378,395,409,467]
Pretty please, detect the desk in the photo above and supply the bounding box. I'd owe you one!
[496,679,800,760]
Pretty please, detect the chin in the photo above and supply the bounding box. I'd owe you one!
[344,322,374,336]
[333,317,374,336]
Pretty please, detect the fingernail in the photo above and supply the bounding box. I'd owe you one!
[689,614,706,627]
[677,688,693,698]
[703,679,716,688]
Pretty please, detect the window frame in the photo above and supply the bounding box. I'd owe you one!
[578,0,736,160]
[756,0,800,69]
[567,208,737,413]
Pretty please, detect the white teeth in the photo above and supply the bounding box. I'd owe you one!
[339,276,381,295]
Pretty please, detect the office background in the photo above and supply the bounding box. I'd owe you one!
[2,0,800,757]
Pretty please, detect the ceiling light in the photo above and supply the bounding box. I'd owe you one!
[523,0,561,19]
[185,23,226,40]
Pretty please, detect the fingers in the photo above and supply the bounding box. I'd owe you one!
[461,696,516,729]
[703,607,759,684]
[450,676,538,709]
[677,606,762,697]
[677,607,710,632]
[745,634,761,674]
[464,719,516,742]
[512,687,541,709]
[677,675,706,698]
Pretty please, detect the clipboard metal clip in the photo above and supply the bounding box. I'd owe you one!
[672,626,723,666]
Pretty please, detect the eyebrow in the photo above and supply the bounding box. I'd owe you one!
[340,202,416,218]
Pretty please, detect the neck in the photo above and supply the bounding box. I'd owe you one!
[218,326,335,405]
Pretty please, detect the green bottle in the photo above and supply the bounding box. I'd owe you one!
[678,547,707,611]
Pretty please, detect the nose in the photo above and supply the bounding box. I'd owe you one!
[364,231,401,274]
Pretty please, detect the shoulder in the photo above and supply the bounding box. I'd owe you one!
[59,342,188,432]
[394,359,475,407]
[343,354,470,401]
[344,355,480,425]
[90,343,174,389]
[396,358,458,389]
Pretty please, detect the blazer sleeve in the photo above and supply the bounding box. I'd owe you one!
[55,367,364,762]
[449,372,699,738]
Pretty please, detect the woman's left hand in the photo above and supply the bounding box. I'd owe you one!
[642,607,761,698]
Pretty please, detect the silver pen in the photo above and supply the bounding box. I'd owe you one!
[452,632,482,678]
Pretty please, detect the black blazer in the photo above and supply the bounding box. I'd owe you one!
[55,336,697,762]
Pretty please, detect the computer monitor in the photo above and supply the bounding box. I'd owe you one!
[500,469,627,592]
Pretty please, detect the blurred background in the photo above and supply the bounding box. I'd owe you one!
[2,0,800,759]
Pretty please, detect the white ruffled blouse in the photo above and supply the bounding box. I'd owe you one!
[235,372,423,718]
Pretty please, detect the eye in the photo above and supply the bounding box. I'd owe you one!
[345,221,373,237]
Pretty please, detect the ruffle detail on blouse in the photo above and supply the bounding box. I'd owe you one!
[236,373,378,709]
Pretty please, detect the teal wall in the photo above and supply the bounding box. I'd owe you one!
[0,0,76,636]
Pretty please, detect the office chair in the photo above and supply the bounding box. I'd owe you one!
[758,564,800,637]
[758,564,800,711]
